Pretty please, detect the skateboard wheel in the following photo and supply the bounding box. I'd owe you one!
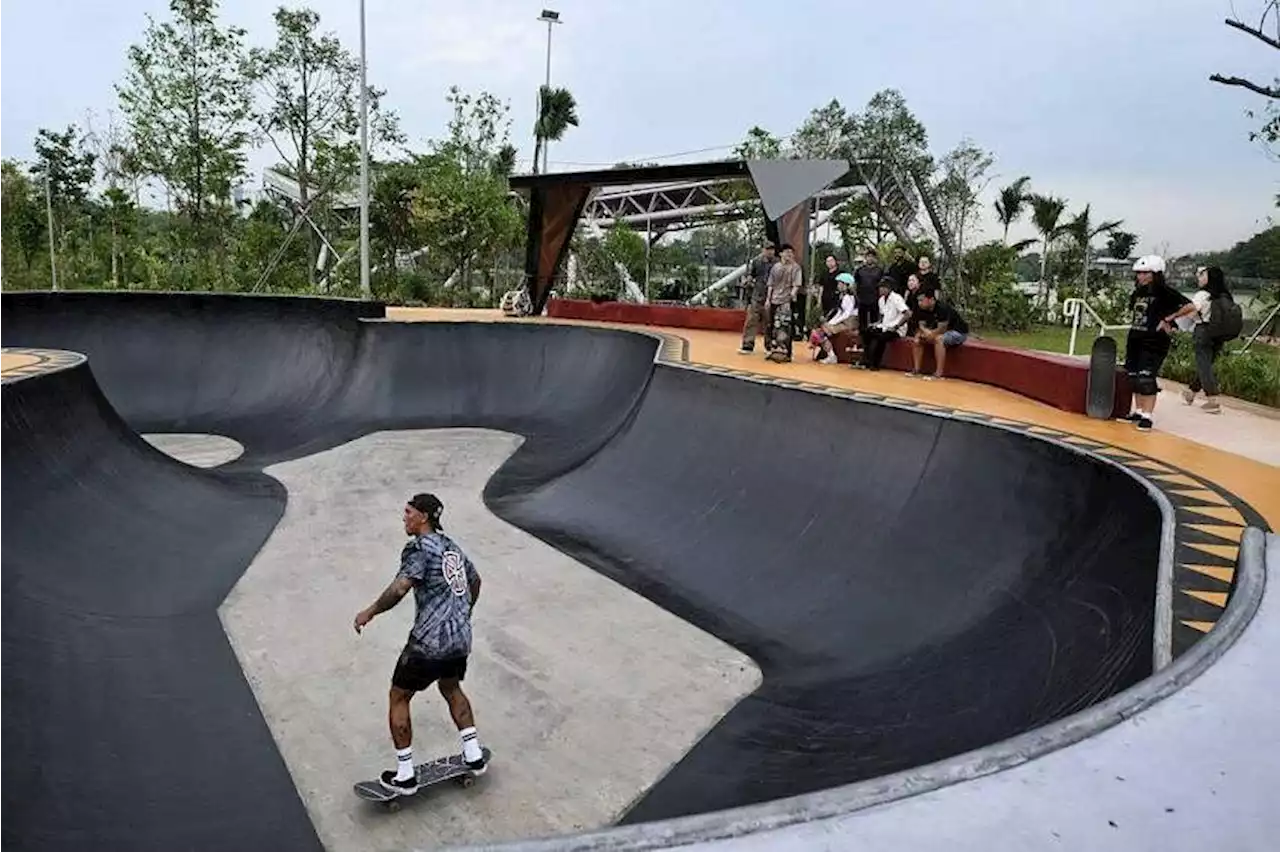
[459,776,475,788]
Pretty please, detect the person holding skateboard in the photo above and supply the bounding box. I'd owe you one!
[354,493,487,795]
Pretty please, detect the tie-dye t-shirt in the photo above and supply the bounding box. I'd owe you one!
[397,532,479,659]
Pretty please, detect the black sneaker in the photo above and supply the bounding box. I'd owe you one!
[379,770,419,795]
[1136,416,1153,431]
[465,754,488,776]
[1117,412,1142,423]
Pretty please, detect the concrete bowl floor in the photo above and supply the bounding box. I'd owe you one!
[218,428,761,851]
[143,433,245,468]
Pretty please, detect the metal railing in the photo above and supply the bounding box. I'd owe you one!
[1063,297,1128,356]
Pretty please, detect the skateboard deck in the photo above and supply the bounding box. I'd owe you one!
[354,747,491,810]
[1086,335,1118,419]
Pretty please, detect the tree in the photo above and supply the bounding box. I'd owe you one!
[30,125,98,286]
[848,89,933,177]
[931,139,995,282]
[414,88,524,289]
[532,85,578,173]
[1062,204,1123,289]
[84,110,140,285]
[994,176,1031,243]
[116,0,253,224]
[789,99,853,159]
[1105,229,1138,260]
[1028,194,1068,304]
[0,161,37,286]
[1209,1,1279,152]
[248,5,402,284]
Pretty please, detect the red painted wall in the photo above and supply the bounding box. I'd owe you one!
[545,299,1129,417]
[547,298,746,332]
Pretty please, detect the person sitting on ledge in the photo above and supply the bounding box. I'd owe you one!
[909,290,968,380]
[860,277,911,370]
[808,272,857,364]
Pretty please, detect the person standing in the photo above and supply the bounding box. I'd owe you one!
[817,254,843,320]
[887,246,917,295]
[1119,255,1190,430]
[738,242,778,354]
[1181,265,1237,414]
[917,256,941,293]
[853,246,884,344]
[354,493,487,795]
[765,244,804,363]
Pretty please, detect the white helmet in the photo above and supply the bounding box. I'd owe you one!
[1132,255,1166,274]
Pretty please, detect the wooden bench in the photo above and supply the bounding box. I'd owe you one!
[828,330,1131,417]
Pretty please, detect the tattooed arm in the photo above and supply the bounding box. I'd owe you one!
[354,576,414,633]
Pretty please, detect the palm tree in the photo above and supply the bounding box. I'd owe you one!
[532,85,579,174]
[1029,193,1067,307]
[993,175,1031,244]
[1063,204,1123,292]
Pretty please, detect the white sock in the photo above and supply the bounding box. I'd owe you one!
[395,746,414,781]
[460,726,483,762]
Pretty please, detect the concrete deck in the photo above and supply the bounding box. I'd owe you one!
[389,309,1280,529]
[218,428,760,852]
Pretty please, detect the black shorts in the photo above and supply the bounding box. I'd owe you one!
[391,646,467,692]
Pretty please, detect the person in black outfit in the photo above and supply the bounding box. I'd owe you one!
[817,254,843,320]
[887,246,917,295]
[853,245,883,346]
[1119,255,1190,431]
[909,290,969,380]
[917,255,941,293]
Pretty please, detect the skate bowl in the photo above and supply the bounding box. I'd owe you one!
[2,291,1260,852]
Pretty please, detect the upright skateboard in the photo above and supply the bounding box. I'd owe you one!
[353,747,492,812]
[1085,335,1118,419]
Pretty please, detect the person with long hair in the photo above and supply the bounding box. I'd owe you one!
[1181,265,1233,414]
[1119,255,1191,430]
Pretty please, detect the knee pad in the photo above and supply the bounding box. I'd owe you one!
[1131,371,1159,395]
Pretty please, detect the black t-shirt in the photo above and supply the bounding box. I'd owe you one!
[888,260,917,293]
[1127,283,1189,336]
[915,299,969,334]
[818,267,841,307]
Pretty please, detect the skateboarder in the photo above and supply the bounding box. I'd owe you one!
[1119,255,1191,430]
[354,493,487,795]
[765,244,804,363]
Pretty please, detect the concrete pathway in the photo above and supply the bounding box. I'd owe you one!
[218,428,760,852]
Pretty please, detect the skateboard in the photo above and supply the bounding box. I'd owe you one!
[353,747,492,811]
[1086,335,1118,419]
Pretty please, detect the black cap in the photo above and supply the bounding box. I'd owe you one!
[408,493,444,527]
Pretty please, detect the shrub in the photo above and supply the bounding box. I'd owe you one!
[1160,334,1280,407]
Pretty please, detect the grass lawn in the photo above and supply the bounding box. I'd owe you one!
[975,325,1103,357]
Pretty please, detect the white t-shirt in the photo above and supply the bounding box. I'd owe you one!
[826,292,857,326]
[876,291,911,336]
[1190,289,1212,325]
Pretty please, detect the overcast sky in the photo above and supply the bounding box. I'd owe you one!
[3,0,1276,254]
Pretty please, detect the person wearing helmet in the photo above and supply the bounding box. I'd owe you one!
[1120,255,1191,430]
[808,272,857,363]
[354,493,487,795]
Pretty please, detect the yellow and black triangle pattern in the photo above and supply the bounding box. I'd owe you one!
[648,334,1268,662]
[1,347,86,384]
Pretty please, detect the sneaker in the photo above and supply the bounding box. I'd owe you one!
[821,354,838,365]
[379,770,419,795]
[465,754,488,776]
[737,345,754,355]
[1181,388,1196,405]
[1202,400,1222,414]
[1136,416,1153,431]
[1117,412,1142,423]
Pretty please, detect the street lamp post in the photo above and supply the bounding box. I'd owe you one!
[358,0,371,297]
[537,9,561,174]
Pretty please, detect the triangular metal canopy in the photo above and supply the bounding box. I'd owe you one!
[747,159,850,221]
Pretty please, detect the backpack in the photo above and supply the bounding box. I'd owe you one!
[1206,295,1243,341]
